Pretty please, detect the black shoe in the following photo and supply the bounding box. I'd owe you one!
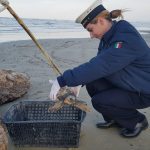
[120,118,149,138]
[96,120,121,128]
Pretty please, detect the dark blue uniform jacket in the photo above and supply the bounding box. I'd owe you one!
[57,20,150,94]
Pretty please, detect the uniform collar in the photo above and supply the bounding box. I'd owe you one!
[102,21,117,42]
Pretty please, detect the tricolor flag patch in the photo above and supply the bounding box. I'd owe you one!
[114,42,123,48]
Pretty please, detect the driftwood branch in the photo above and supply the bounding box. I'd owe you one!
[48,87,91,112]
[64,98,91,112]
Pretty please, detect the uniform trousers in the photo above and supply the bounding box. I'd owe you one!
[86,78,150,129]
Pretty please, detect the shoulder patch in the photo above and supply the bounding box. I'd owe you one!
[114,42,123,48]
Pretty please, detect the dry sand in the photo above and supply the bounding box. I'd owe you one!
[0,36,150,150]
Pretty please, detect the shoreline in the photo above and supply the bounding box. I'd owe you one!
[0,37,150,150]
[0,31,150,44]
[0,37,90,44]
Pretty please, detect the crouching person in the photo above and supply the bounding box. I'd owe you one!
[49,0,150,138]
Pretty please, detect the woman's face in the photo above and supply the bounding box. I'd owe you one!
[86,17,112,39]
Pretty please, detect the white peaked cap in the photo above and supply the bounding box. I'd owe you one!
[75,0,106,28]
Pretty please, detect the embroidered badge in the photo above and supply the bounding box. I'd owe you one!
[114,42,123,48]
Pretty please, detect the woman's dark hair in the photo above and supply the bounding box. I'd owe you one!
[109,9,124,20]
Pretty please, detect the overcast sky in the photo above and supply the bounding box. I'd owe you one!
[0,0,150,22]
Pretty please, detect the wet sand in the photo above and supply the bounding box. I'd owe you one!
[0,36,150,150]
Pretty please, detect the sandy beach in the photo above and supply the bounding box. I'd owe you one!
[0,35,150,150]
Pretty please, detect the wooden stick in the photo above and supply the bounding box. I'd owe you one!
[6,5,62,76]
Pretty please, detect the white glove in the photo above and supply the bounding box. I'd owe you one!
[0,0,9,6]
[49,79,60,101]
[70,85,81,97]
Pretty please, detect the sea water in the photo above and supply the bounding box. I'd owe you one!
[0,17,89,43]
[0,17,150,43]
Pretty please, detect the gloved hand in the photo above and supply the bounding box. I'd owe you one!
[49,79,60,101]
[0,0,9,6]
[70,85,81,97]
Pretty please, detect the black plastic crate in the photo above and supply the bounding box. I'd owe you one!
[3,101,86,148]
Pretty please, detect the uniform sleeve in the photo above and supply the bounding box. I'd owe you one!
[57,41,144,87]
